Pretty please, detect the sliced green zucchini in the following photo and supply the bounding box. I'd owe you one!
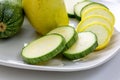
[48,26,78,49]
[74,1,92,20]
[22,34,66,64]
[79,22,111,50]
[63,32,98,60]
[80,2,108,17]
[64,0,85,18]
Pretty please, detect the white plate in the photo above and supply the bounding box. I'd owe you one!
[0,18,120,72]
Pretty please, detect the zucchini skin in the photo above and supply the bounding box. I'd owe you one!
[68,14,76,18]
[63,40,98,60]
[74,12,81,21]
[22,34,66,64]
[65,27,78,49]
[0,0,24,38]
[47,26,78,50]
[63,32,98,60]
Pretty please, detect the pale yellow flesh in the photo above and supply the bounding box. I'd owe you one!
[48,27,74,42]
[74,1,92,17]
[81,3,107,17]
[77,15,113,33]
[23,35,62,58]
[65,32,96,54]
[79,23,111,50]
[64,0,84,14]
[82,7,115,25]
[22,0,69,35]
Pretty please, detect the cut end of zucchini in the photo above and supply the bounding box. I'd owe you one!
[80,2,108,18]
[74,1,92,20]
[22,34,66,64]
[76,15,113,34]
[82,7,115,25]
[64,0,85,18]
[63,32,98,60]
[79,22,111,50]
[48,26,78,49]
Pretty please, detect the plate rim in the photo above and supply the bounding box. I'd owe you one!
[0,46,119,72]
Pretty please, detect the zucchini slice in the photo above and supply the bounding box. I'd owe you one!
[76,15,113,34]
[80,2,108,17]
[64,0,85,18]
[22,34,66,64]
[63,32,98,60]
[82,7,115,25]
[79,22,111,50]
[74,1,92,20]
[48,26,78,49]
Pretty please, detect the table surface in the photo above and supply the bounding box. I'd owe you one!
[0,1,120,80]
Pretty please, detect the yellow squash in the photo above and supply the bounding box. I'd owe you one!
[22,0,69,35]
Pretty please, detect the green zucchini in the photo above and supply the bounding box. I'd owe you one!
[47,26,78,49]
[0,0,24,38]
[74,1,92,20]
[63,32,98,60]
[22,34,66,64]
[64,0,85,18]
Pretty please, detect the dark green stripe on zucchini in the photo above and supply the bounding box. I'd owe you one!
[0,0,24,38]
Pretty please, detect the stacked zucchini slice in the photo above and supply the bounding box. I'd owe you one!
[22,26,98,64]
[64,0,115,50]
[75,1,115,50]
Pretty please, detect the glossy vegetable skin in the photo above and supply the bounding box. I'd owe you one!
[0,0,24,38]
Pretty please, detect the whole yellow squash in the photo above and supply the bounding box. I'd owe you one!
[22,0,69,35]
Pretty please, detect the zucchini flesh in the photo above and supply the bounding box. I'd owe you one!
[48,26,78,49]
[80,2,108,17]
[82,7,115,25]
[74,1,92,20]
[22,34,66,64]
[77,15,113,33]
[63,32,98,60]
[64,0,85,18]
[79,22,111,50]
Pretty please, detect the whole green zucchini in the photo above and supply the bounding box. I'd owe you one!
[0,0,24,38]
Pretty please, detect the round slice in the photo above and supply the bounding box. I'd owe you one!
[63,32,98,60]
[74,1,92,20]
[22,34,66,64]
[48,26,78,49]
[79,22,111,50]
[64,0,85,18]
[76,15,113,35]
[82,7,115,25]
[80,2,108,18]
